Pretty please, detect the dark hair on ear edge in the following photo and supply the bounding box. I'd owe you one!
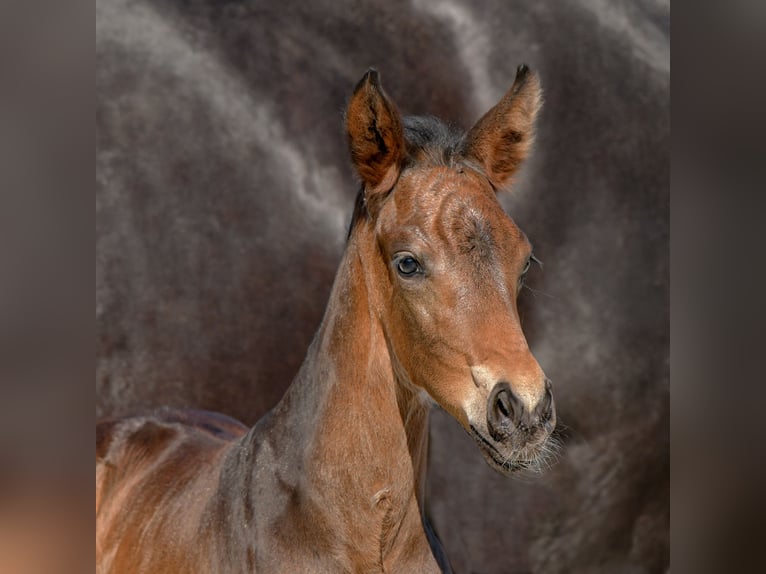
[345,115,467,240]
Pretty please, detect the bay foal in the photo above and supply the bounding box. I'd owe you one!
[96,65,556,573]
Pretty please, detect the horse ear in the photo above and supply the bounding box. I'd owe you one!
[345,69,405,204]
[462,64,543,190]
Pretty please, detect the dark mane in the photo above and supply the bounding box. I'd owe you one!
[347,115,465,239]
[403,115,465,165]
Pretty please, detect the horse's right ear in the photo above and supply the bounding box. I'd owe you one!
[345,69,405,208]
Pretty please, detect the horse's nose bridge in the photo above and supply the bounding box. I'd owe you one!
[471,349,547,412]
[507,352,547,412]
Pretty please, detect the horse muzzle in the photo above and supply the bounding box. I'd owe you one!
[469,378,557,475]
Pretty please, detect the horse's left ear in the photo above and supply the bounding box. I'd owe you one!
[345,68,405,211]
[462,64,543,190]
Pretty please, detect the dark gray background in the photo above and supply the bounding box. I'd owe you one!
[96,1,669,572]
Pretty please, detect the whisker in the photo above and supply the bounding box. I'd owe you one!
[522,284,557,300]
[500,429,565,481]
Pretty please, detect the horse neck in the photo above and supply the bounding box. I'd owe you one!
[252,223,431,528]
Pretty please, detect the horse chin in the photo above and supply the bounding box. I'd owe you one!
[469,425,552,477]
[480,448,529,476]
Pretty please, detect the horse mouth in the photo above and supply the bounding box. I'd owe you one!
[468,424,547,476]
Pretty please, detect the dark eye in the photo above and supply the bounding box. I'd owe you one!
[518,257,531,287]
[396,255,422,277]
[518,254,541,288]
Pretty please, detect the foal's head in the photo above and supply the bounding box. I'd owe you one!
[345,66,555,474]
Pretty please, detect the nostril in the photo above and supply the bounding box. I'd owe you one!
[538,383,554,423]
[541,404,552,423]
[487,383,521,441]
[496,392,512,418]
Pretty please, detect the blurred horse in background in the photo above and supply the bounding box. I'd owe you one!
[97,0,668,571]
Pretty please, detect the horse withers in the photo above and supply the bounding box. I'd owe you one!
[96,64,556,573]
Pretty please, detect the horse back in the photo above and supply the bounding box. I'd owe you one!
[96,408,248,573]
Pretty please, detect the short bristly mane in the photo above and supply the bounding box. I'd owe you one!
[403,115,465,165]
[348,115,465,238]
